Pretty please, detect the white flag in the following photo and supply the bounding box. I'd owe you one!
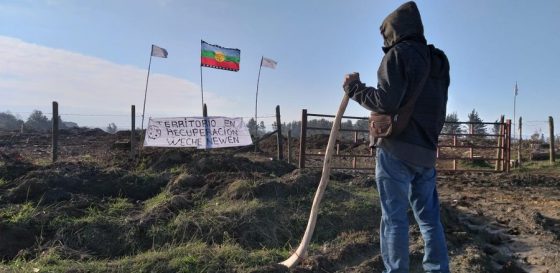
[151,44,168,58]
[261,57,277,69]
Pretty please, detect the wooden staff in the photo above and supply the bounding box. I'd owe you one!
[280,94,350,268]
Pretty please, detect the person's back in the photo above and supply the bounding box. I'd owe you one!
[343,1,451,272]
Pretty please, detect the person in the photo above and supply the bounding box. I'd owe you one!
[342,2,451,273]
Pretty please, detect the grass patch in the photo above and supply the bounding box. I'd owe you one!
[144,191,172,212]
[3,241,287,273]
[108,197,135,216]
[0,202,39,224]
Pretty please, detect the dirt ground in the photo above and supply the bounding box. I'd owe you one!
[0,130,559,273]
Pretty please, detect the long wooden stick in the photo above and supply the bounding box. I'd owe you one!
[280,94,350,268]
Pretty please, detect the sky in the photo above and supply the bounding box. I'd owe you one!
[1,0,560,135]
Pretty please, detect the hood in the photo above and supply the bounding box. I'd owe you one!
[381,1,426,51]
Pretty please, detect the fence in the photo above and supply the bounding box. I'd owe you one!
[2,103,556,169]
[298,109,374,171]
[437,118,511,172]
[0,102,285,163]
[297,109,516,173]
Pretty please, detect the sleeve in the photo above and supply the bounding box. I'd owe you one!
[343,48,408,114]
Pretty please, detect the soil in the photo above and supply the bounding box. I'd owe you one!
[1,130,559,272]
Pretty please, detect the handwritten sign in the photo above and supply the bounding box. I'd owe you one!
[144,117,253,149]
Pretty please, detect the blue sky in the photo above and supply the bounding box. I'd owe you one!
[1,0,559,135]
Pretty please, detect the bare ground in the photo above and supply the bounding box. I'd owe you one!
[0,130,559,272]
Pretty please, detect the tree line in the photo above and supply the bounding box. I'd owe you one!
[0,110,79,132]
[0,111,125,133]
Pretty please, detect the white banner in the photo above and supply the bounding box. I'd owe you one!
[144,116,253,149]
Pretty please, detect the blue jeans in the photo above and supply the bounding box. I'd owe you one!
[375,147,450,273]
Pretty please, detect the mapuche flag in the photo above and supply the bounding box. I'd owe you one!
[201,40,240,71]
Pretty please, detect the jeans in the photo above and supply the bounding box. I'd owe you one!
[375,147,450,273]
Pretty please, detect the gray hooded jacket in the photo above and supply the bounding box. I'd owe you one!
[343,1,450,167]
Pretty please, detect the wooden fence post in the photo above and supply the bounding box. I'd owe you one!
[549,116,555,164]
[131,105,136,158]
[52,101,59,163]
[452,135,457,170]
[276,105,283,160]
[506,119,512,172]
[352,131,358,169]
[495,115,504,171]
[518,116,522,166]
[469,123,474,159]
[287,129,292,164]
[299,109,307,169]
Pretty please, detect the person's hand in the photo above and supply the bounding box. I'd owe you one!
[343,72,360,87]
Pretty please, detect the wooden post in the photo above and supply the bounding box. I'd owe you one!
[336,143,339,155]
[549,116,555,164]
[276,105,284,160]
[298,109,307,169]
[452,135,457,170]
[131,105,136,159]
[518,116,522,166]
[52,101,59,163]
[506,119,512,172]
[352,131,358,169]
[287,129,292,164]
[469,123,474,159]
[495,115,504,171]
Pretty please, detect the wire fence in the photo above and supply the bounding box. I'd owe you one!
[0,104,285,164]
[2,106,558,168]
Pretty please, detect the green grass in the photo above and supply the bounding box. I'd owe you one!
[514,160,560,175]
[144,191,172,212]
[0,202,39,224]
[0,168,382,273]
[1,241,287,273]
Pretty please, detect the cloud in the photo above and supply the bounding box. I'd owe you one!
[0,36,233,126]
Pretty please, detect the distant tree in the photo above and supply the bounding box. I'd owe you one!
[25,110,50,131]
[354,119,370,140]
[307,118,333,135]
[467,109,486,135]
[0,112,24,131]
[282,121,301,138]
[442,112,463,135]
[530,130,541,143]
[355,119,369,131]
[106,123,117,134]
[342,120,353,129]
[492,119,501,135]
[246,118,266,137]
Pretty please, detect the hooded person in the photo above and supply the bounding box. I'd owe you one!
[343,2,451,273]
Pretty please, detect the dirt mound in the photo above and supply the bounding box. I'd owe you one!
[4,162,167,203]
[0,151,34,181]
[223,169,321,201]
[0,222,37,260]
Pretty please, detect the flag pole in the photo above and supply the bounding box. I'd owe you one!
[513,81,517,140]
[141,46,153,132]
[254,57,263,151]
[200,65,205,116]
